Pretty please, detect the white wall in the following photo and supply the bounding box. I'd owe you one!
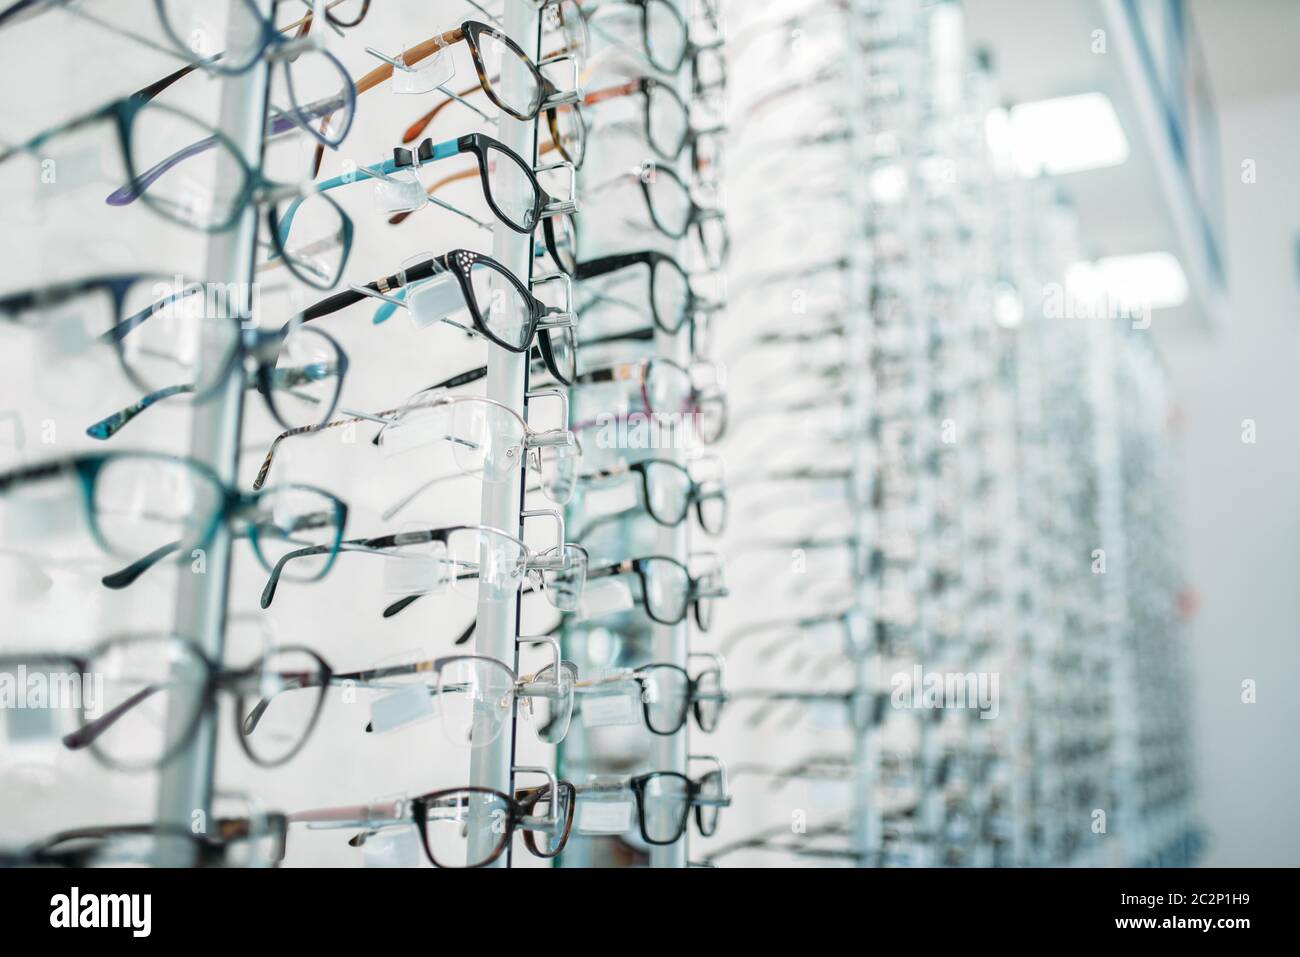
[1165,88,1300,867]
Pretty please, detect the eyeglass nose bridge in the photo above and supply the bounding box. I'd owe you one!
[526,386,571,430]
[516,635,566,698]
[530,272,574,326]
[535,160,580,217]
[689,754,733,806]
[689,650,726,674]
[538,54,582,106]
[513,764,561,830]
[520,508,565,562]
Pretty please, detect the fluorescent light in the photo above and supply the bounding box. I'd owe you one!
[1066,251,1189,312]
[992,281,1024,328]
[870,163,908,204]
[1005,93,1129,177]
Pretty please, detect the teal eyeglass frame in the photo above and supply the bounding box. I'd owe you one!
[0,452,348,590]
[0,96,354,288]
[281,133,572,236]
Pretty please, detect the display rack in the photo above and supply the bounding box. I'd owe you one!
[156,0,276,865]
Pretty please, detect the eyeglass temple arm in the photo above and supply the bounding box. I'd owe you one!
[382,564,547,628]
[262,533,417,608]
[61,682,165,751]
[275,158,401,249]
[104,124,231,207]
[100,539,184,590]
[388,137,566,229]
[129,7,317,108]
[100,281,216,343]
[99,499,337,590]
[288,798,406,827]
[260,542,338,609]
[84,383,197,440]
[239,668,333,735]
[256,405,400,491]
[0,98,119,165]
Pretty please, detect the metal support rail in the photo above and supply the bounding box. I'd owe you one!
[469,0,544,868]
[155,0,275,866]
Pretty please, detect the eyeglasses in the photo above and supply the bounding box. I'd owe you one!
[259,520,584,612]
[363,251,575,368]
[585,554,726,630]
[0,0,362,72]
[259,646,577,747]
[575,457,727,536]
[582,75,690,160]
[627,765,730,844]
[587,0,688,74]
[367,20,573,116]
[381,540,588,622]
[123,3,360,151]
[402,94,587,170]
[577,654,727,735]
[391,21,588,168]
[0,99,352,286]
[0,452,347,590]
[295,254,576,387]
[0,634,336,770]
[305,14,581,177]
[56,293,349,441]
[586,162,726,260]
[253,390,579,510]
[288,774,576,868]
[572,356,728,444]
[378,392,580,508]
[293,133,572,234]
[390,191,578,282]
[3,815,288,868]
[574,249,721,336]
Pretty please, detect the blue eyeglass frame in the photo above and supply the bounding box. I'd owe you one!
[0,451,349,588]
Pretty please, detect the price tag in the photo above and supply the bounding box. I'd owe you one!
[361,825,422,868]
[373,172,428,214]
[369,683,434,733]
[578,579,634,620]
[392,49,455,94]
[407,274,466,330]
[576,799,633,835]
[580,688,641,728]
[383,544,447,594]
